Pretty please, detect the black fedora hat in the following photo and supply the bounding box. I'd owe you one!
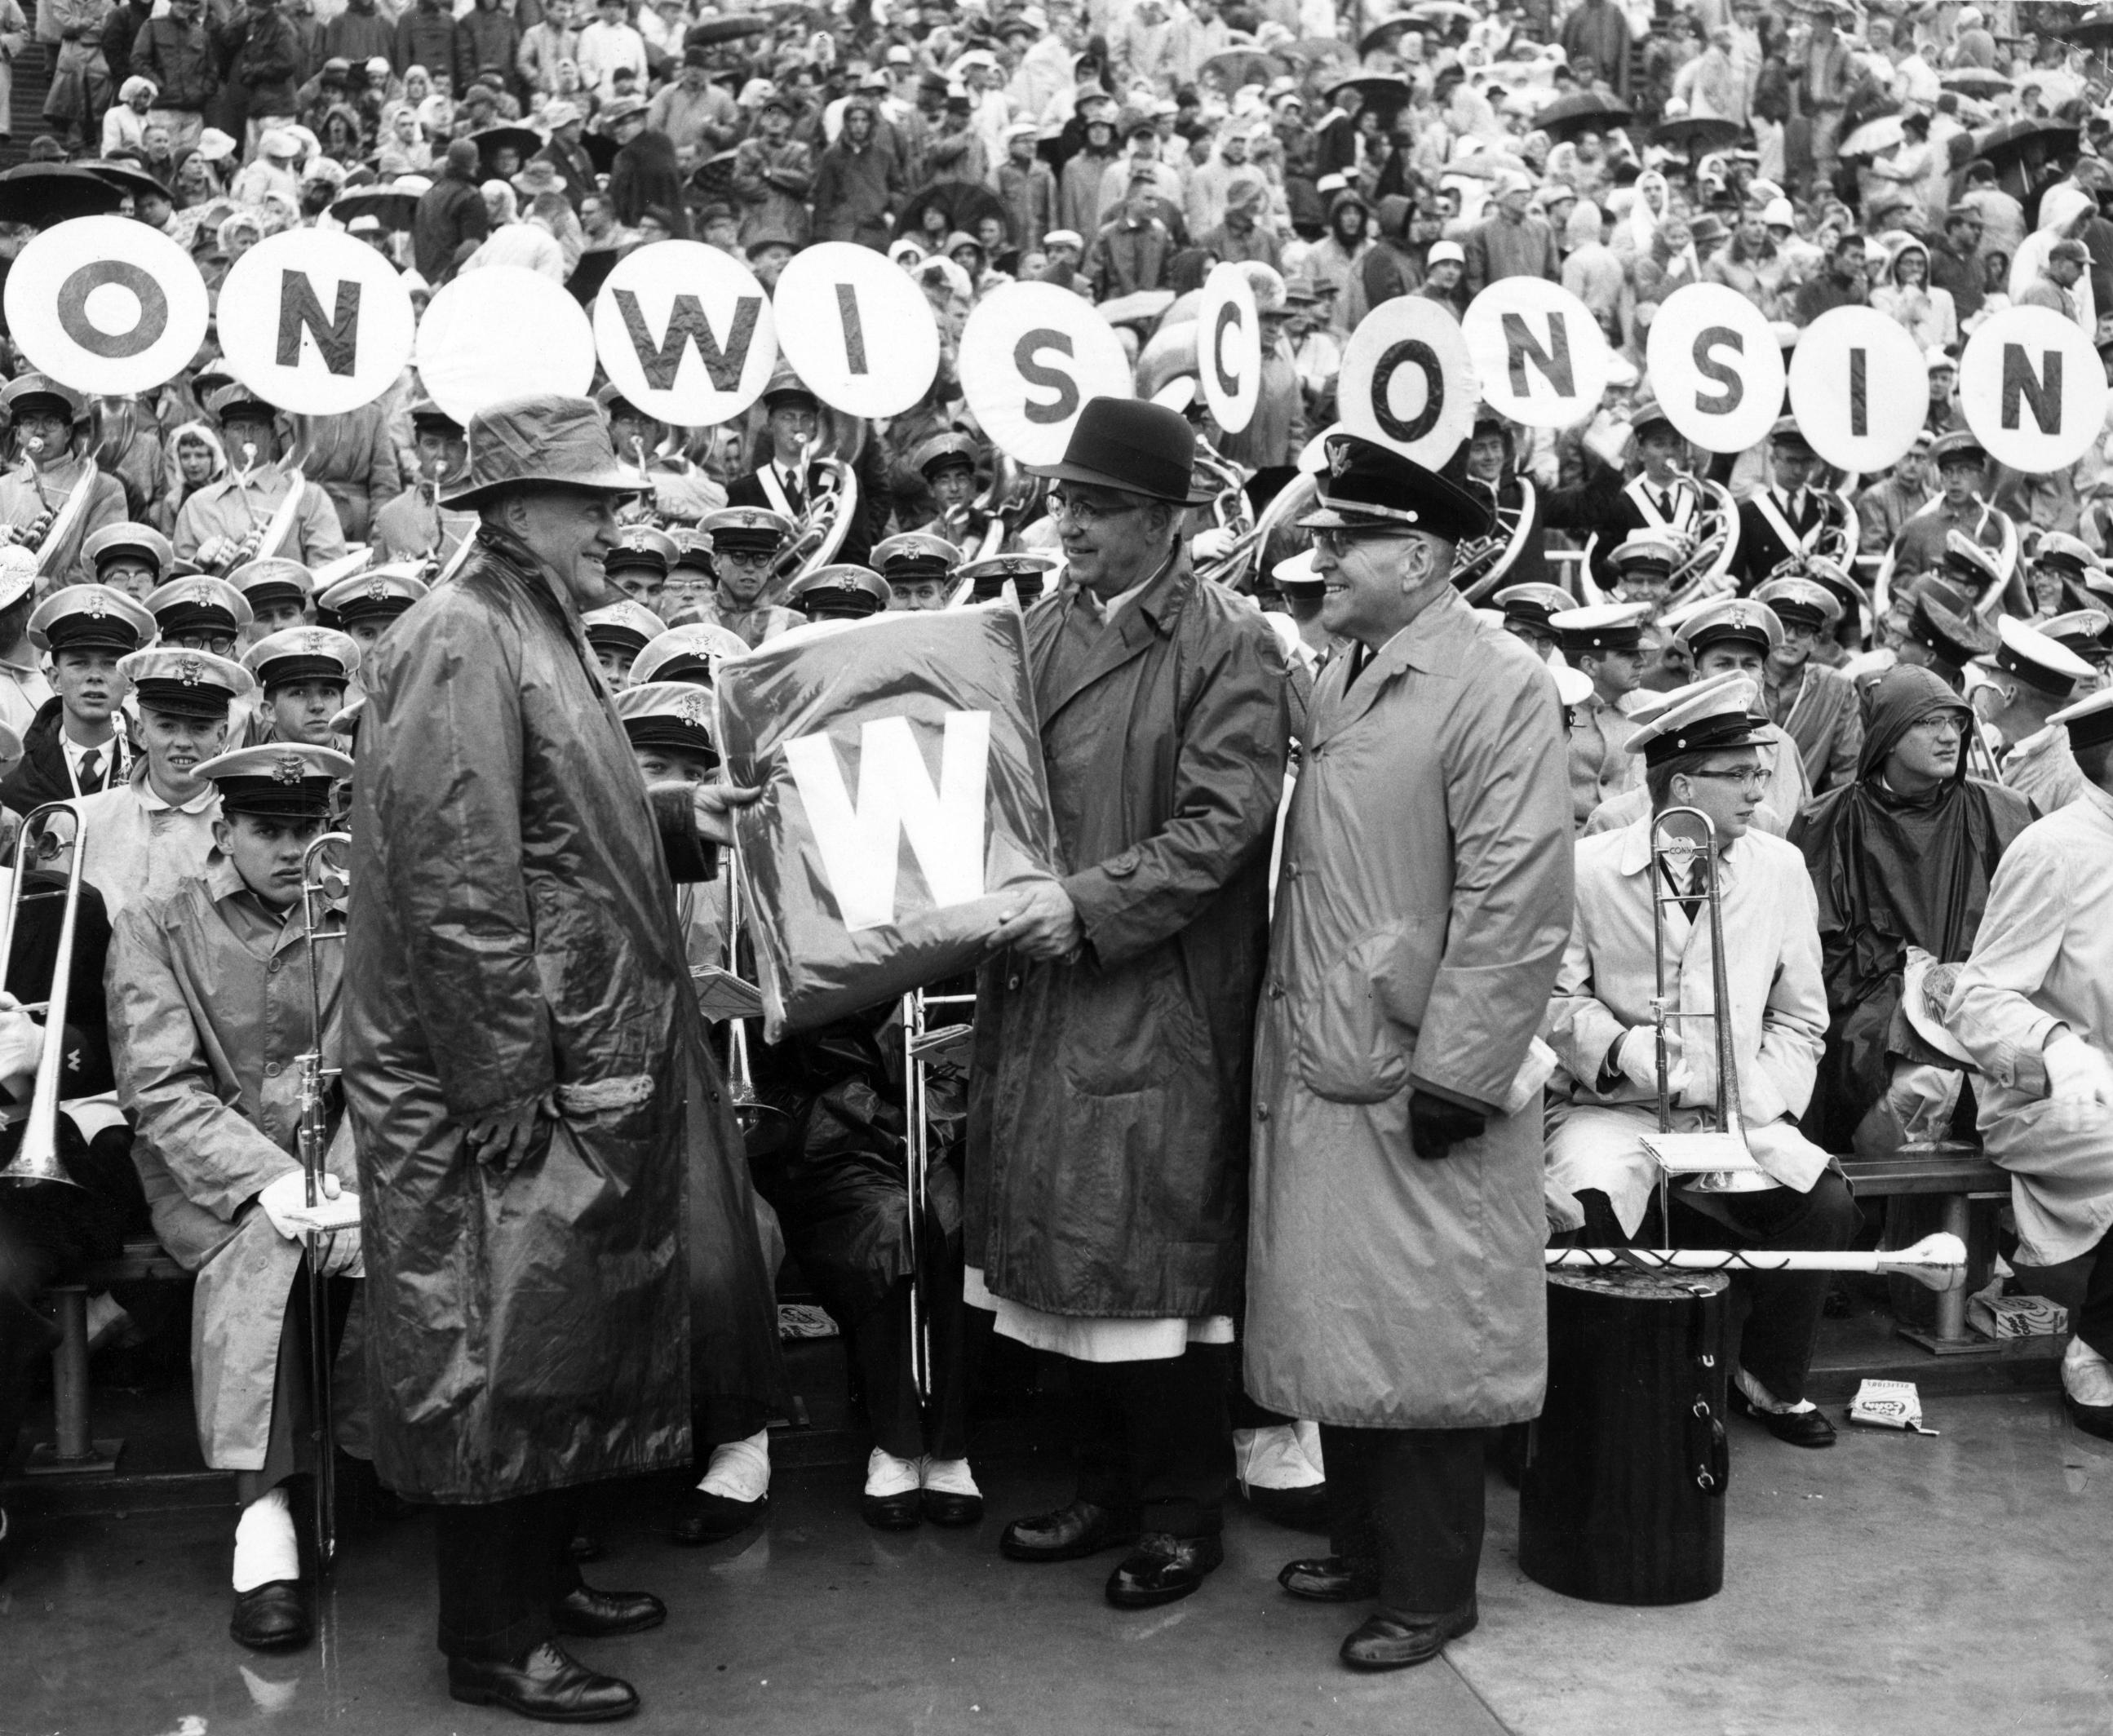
[1029,397,1194,504]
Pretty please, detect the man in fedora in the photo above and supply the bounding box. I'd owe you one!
[969,396,1289,1610]
[343,394,784,1722]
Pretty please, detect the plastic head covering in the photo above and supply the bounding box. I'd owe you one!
[1857,661,1972,783]
[1565,197,1604,251]
[2039,180,2093,236]
[1888,230,1929,284]
[1375,193,1412,242]
[482,179,518,224]
[1631,168,1668,253]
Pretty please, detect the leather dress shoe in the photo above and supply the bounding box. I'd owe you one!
[1278,1554,1380,1603]
[921,1488,984,1528]
[448,1641,639,1722]
[230,1579,312,1651]
[1244,1481,1330,1532]
[1340,1598,1478,1672]
[2065,1393,2113,1442]
[1105,1532,1225,1610]
[1728,1387,1836,1448]
[999,1499,1140,1563]
[552,1585,667,1638]
[667,1489,767,1547]
[862,1490,922,1530]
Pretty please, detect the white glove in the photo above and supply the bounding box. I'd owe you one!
[2044,1032,2113,1127]
[1189,526,1236,560]
[193,534,231,569]
[257,1168,356,1240]
[1615,1027,1663,1093]
[0,991,46,1092]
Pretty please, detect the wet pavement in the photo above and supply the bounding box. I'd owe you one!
[2,1389,2109,1736]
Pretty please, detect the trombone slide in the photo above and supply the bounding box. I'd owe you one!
[0,805,91,1193]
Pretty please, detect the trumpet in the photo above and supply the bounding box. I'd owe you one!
[0,804,90,1194]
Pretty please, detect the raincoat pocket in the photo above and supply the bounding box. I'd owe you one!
[1296,923,1434,1105]
[1058,941,1199,1098]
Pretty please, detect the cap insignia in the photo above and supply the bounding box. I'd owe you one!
[85,595,106,620]
[176,654,204,686]
[678,693,710,728]
[272,751,304,785]
[1329,444,1353,478]
[367,578,390,602]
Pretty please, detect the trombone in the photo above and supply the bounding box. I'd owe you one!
[0,804,89,1194]
[718,842,787,1153]
[898,989,972,1407]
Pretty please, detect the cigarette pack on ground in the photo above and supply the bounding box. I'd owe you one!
[1848,1379,1938,1435]
[1967,1293,2069,1341]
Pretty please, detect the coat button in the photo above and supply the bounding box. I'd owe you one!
[1007,974,1021,990]
[1256,1101,1269,1121]
[265,1061,282,1078]
[1267,981,1283,1000]
[268,958,282,974]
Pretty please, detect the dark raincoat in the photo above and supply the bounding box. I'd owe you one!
[1789,664,2036,1151]
[343,525,783,1503]
[965,551,1289,1320]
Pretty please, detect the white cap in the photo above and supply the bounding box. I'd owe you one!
[1429,240,1466,266]
[1762,196,1795,228]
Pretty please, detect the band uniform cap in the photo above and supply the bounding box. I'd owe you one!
[1493,581,1572,627]
[1928,428,1987,468]
[1043,228,1084,251]
[1628,397,1676,438]
[1551,601,1652,656]
[760,365,820,411]
[1768,415,1813,448]
[203,380,279,425]
[616,680,720,760]
[1025,396,1195,506]
[2051,683,2113,751]
[1677,596,1783,657]
[787,564,889,618]
[1296,432,1491,542]
[956,551,1056,602]
[1753,574,1843,629]
[441,393,645,508]
[195,742,353,818]
[583,599,668,660]
[2038,608,2113,660]
[1609,531,1683,578]
[231,556,315,609]
[1625,674,1770,764]
[1553,659,1594,716]
[2033,530,2099,577]
[594,379,652,422]
[117,645,255,719]
[912,432,979,479]
[1907,590,1996,665]
[409,396,463,435]
[1271,549,1324,594]
[147,576,253,640]
[83,521,174,580]
[0,546,33,614]
[702,506,795,551]
[607,525,676,576]
[318,565,431,623]
[1942,529,2004,594]
[668,528,715,573]
[241,625,359,691]
[29,584,157,655]
[630,622,749,687]
[1984,613,2094,698]
[873,530,960,582]
[2,373,86,424]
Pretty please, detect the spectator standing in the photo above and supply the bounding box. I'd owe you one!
[413,136,492,281]
[1464,172,1558,295]
[730,91,813,249]
[576,0,648,104]
[811,96,907,253]
[996,121,1056,254]
[392,0,458,84]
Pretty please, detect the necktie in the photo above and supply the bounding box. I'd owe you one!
[781,466,804,516]
[78,747,100,793]
[1656,488,1673,521]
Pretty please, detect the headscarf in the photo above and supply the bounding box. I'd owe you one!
[1630,168,1668,255]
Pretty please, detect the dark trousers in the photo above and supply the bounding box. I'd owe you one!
[1067,1343,1233,1538]
[1575,1169,1860,1402]
[2076,1223,2113,1362]
[432,1486,589,1663]
[1321,1424,1486,1616]
[233,1262,354,1507]
[847,1278,990,1463]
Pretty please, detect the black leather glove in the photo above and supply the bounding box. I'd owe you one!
[1408,1091,1487,1162]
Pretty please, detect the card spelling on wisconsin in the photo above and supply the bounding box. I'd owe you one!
[715,604,1063,1040]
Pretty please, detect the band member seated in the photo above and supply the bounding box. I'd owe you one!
[604,525,678,617]
[1733,419,1842,591]
[0,587,155,811]
[147,575,253,658]
[1591,398,1717,595]
[1948,684,2113,1442]
[1246,431,1571,1672]
[82,521,176,604]
[0,549,42,741]
[871,530,959,612]
[663,531,716,620]
[1457,405,1549,587]
[1885,431,2013,583]
[913,432,999,556]
[1752,573,1863,792]
[105,742,364,1652]
[318,566,431,658]
[1493,582,1570,661]
[370,398,477,566]
[2040,608,2113,679]
[598,385,724,527]
[582,600,666,693]
[1970,617,2095,811]
[1549,600,1649,830]
[629,624,749,690]
[2027,531,2102,618]
[1608,531,1693,690]
[0,374,127,580]
[232,559,317,640]
[175,384,348,575]
[1791,665,2035,1154]
[727,369,876,569]
[1898,579,1997,692]
[615,681,728,966]
[786,564,889,622]
[692,507,800,647]
[1545,676,1858,1447]
[241,628,361,749]
[955,552,1055,606]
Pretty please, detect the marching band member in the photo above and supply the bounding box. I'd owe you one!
[971,399,1287,1612]
[78,649,256,919]
[2026,532,2102,619]
[1671,600,1813,822]
[597,385,725,527]
[317,567,431,659]
[240,628,361,749]
[82,521,178,604]
[912,432,1001,556]
[2041,609,2113,680]
[872,530,959,611]
[614,680,729,963]
[370,398,476,567]
[174,385,348,576]
[629,624,749,690]
[663,531,717,620]
[0,587,155,811]
[1271,547,1335,667]
[232,558,318,641]
[1969,618,2096,812]
[0,375,127,581]
[146,576,253,658]
[0,549,48,742]
[1752,572,1864,792]
[1731,420,1841,591]
[1898,582,1998,693]
[1460,405,1549,587]
[583,600,667,692]
[785,565,890,621]
[1947,684,2113,1442]
[692,507,800,647]
[1885,431,2013,583]
[1549,600,1649,830]
[605,526,679,616]
[105,742,363,1653]
[1593,400,1717,593]
[955,553,1056,607]
[1492,582,1571,662]
[1245,432,1572,1673]
[727,368,877,569]
[1546,677,1858,1448]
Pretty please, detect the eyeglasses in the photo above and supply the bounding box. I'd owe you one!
[1907,712,1967,737]
[1048,492,1141,527]
[1310,525,1406,557]
[1685,768,1769,792]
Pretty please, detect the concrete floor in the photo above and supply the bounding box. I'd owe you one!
[1,1390,2108,1736]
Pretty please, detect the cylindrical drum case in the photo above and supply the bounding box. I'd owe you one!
[1519,1268,1730,1605]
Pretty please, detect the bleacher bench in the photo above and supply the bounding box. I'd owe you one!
[1838,1140,2009,1352]
[27,1236,186,1477]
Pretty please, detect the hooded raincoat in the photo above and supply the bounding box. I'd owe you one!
[1245,592,1574,1428]
[343,525,784,1502]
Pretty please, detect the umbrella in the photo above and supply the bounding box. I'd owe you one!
[1357,13,1418,55]
[893,180,1005,244]
[330,185,418,230]
[1940,66,2014,96]
[1325,73,1415,117]
[77,159,171,204]
[1199,48,1287,89]
[1409,1,1480,25]
[2051,4,2113,46]
[0,164,125,228]
[1533,91,1634,143]
[689,149,739,203]
[1972,113,2081,170]
[1650,115,1748,154]
[472,125,543,174]
[685,13,772,47]
[1839,113,1907,157]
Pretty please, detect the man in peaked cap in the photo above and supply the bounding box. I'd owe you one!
[342,394,782,1725]
[602,525,679,617]
[872,530,959,612]
[83,522,178,604]
[1969,616,2097,812]
[148,577,254,658]
[241,627,360,747]
[318,567,431,657]
[724,368,877,566]
[628,622,748,689]
[912,432,999,556]
[1493,582,1571,661]
[104,740,364,1655]
[1550,601,1651,830]
[1753,573,1865,793]
[1247,427,1570,1672]
[1593,401,1717,596]
[0,375,127,584]
[692,507,800,648]
[176,385,348,577]
[1884,429,2014,586]
[233,558,317,640]
[1900,581,1998,691]
[2040,608,2113,673]
[582,599,666,691]
[785,563,889,619]
[1731,418,1843,592]
[1547,675,1857,1450]
[1,587,157,811]
[2027,529,2102,618]
[1671,598,1812,817]
[371,398,478,569]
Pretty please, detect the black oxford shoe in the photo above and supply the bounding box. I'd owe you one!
[999,1499,1140,1563]
[862,1490,923,1531]
[448,1641,639,1723]
[920,1488,984,1529]
[551,1585,667,1638]
[1728,1387,1836,1448]
[230,1579,311,1651]
[2065,1393,2113,1443]
[667,1489,767,1547]
[1278,1554,1380,1602]
[1105,1532,1225,1610]
[1340,1599,1478,1672]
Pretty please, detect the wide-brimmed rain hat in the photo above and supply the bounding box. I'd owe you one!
[442,394,644,508]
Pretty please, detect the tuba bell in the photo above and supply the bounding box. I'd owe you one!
[1455,477,1540,601]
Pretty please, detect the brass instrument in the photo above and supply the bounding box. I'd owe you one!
[1196,468,1320,590]
[766,432,860,591]
[719,839,787,1154]
[1662,478,1741,609]
[0,804,90,1193]
[1455,476,1539,602]
[901,988,972,1406]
